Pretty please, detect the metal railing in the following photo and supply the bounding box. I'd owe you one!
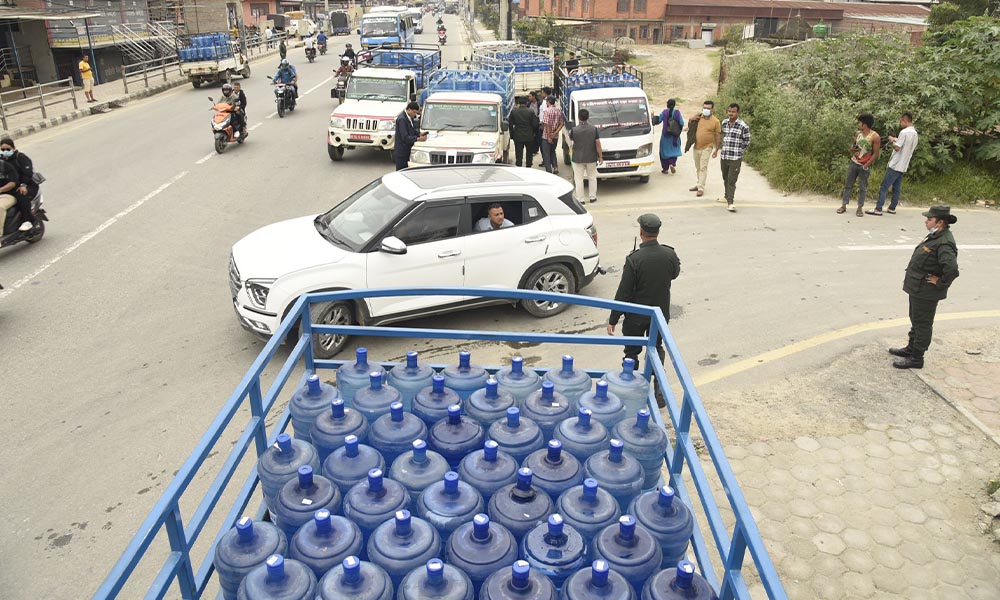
[94,287,787,600]
[0,78,78,131]
[121,55,182,93]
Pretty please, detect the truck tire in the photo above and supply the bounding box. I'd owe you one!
[328,145,345,161]
[241,65,251,79]
[638,175,650,183]
[223,69,233,84]
[191,80,202,89]
[563,143,571,166]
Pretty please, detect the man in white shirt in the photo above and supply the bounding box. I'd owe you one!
[474,203,514,231]
[869,112,918,215]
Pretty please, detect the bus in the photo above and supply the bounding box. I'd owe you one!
[360,6,415,48]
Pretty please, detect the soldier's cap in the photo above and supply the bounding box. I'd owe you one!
[637,213,661,232]
[922,205,957,224]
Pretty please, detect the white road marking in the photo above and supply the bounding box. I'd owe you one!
[838,244,1000,251]
[266,111,278,119]
[249,122,263,131]
[195,152,216,165]
[0,171,190,299]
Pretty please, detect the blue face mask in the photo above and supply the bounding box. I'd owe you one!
[0,149,13,158]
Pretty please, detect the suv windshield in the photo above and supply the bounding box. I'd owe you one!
[580,98,651,136]
[422,102,498,132]
[317,180,411,250]
[347,76,408,101]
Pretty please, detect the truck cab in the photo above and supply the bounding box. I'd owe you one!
[408,92,511,166]
[328,68,419,161]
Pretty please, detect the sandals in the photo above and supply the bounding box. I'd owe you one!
[856,206,864,217]
[886,209,896,214]
[865,209,882,216]
[836,205,846,214]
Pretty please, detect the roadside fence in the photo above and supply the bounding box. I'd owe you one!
[121,56,181,94]
[0,78,78,131]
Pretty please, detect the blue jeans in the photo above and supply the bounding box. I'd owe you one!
[875,167,905,211]
[540,138,558,173]
[841,161,870,207]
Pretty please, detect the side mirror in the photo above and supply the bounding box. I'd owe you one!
[500,121,509,132]
[410,93,417,102]
[566,121,576,130]
[652,114,661,125]
[357,28,361,34]
[207,96,215,102]
[380,236,407,255]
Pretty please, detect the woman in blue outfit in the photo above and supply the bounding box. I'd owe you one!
[658,98,684,174]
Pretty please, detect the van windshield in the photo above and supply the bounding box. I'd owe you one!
[422,102,498,132]
[317,180,411,250]
[579,98,651,137]
[347,76,408,101]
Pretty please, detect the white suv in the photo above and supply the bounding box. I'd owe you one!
[229,165,601,357]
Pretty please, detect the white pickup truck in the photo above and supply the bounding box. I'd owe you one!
[327,68,420,161]
[408,92,511,166]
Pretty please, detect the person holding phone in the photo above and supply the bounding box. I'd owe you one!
[394,101,427,170]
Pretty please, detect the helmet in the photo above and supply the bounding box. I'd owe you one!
[280,59,289,67]
[341,56,350,63]
[346,43,353,48]
[221,83,233,94]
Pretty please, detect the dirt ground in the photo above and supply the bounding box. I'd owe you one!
[631,44,723,120]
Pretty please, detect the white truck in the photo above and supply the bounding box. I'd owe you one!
[177,32,250,88]
[472,41,554,93]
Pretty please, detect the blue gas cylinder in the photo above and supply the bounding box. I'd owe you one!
[388,439,451,506]
[441,351,488,400]
[488,407,546,464]
[214,517,288,600]
[413,374,462,427]
[480,560,558,600]
[444,513,519,595]
[367,509,441,589]
[317,556,394,600]
[322,435,386,496]
[522,381,576,440]
[521,514,587,590]
[465,377,516,426]
[628,487,694,569]
[457,440,519,504]
[612,409,667,491]
[415,471,485,540]
[337,348,385,404]
[583,439,645,513]
[370,402,428,466]
[272,466,342,541]
[641,560,719,600]
[428,405,485,469]
[258,433,321,509]
[398,558,474,600]
[289,509,364,579]
[388,351,435,411]
[523,440,585,503]
[487,467,554,544]
[602,359,650,416]
[555,479,621,546]
[577,381,628,429]
[554,408,611,463]
[496,356,542,405]
[343,469,410,543]
[236,554,317,600]
[560,559,636,600]
[310,398,369,462]
[591,516,662,596]
[354,372,403,423]
[542,355,593,405]
[291,373,340,444]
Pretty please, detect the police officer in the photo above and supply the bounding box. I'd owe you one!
[890,205,960,369]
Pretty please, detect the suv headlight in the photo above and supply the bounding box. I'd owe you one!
[378,120,394,131]
[472,152,493,163]
[636,143,653,158]
[411,150,430,164]
[330,117,345,128]
[245,279,274,309]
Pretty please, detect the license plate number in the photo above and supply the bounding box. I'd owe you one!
[605,160,631,168]
[350,134,371,141]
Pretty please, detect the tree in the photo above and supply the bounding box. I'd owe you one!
[512,15,567,47]
[929,0,1000,28]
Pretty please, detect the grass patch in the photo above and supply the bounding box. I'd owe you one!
[904,162,1000,206]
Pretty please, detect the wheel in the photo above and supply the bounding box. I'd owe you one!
[214,133,227,154]
[328,145,345,161]
[310,300,354,359]
[521,263,576,317]
[191,80,202,89]
[638,175,650,183]
[563,143,571,166]
[241,65,251,78]
[277,101,285,118]
[223,69,232,84]
[26,220,44,243]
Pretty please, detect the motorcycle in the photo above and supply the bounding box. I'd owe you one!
[270,78,296,117]
[208,98,247,154]
[438,30,447,45]
[333,73,349,104]
[0,188,47,249]
[318,41,328,55]
[306,46,316,63]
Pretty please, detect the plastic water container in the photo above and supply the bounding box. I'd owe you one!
[236,554,317,600]
[397,559,474,600]
[641,560,719,600]
[428,405,485,469]
[555,479,622,546]
[272,466,342,541]
[591,516,662,596]
[354,372,403,423]
[317,556,395,600]
[367,510,441,588]
[496,356,542,405]
[521,514,586,590]
[289,509,363,579]
[522,381,575,440]
[488,407,546,464]
[554,408,611,463]
[560,560,636,600]
[441,351,488,400]
[542,355,593,405]
[577,381,628,429]
[337,348,385,403]
[214,518,288,600]
[465,378,516,426]
[480,560,558,600]
[603,359,651,416]
[413,374,462,427]
[583,439,645,513]
[322,435,386,496]
[522,440,585,503]
[310,398,369,462]
[343,469,410,544]
[458,440,519,504]
[415,471,485,540]
[445,514,519,595]
[370,402,428,466]
[387,351,435,410]
[628,487,694,569]
[258,433,321,509]
[488,468,554,544]
[612,409,667,491]
[291,374,339,444]
[388,440,451,506]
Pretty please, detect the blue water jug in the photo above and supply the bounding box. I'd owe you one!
[457,440,519,504]
[444,513,519,595]
[554,408,611,463]
[310,398,369,462]
[523,440,585,503]
[291,375,339,444]
[317,556,394,600]
[237,554,316,600]
[415,471,485,540]
[488,407,546,464]
[289,509,364,579]
[591,516,661,596]
[583,439,645,513]
[338,348,385,403]
[542,355,593,405]
[354,372,403,423]
[214,517,288,600]
[522,382,575,440]
[388,351,435,410]
[428,405,485,469]
[488,467,554,543]
[343,469,410,544]
[641,560,719,600]
[612,409,667,490]
[367,509,441,588]
[496,356,542,405]
[465,377,516,426]
[441,351,488,400]
[258,433,321,509]
[577,381,628,429]
[388,439,451,506]
[272,466,342,541]
[560,559,636,600]
[629,487,694,569]
[413,374,462,427]
[322,435,386,496]
[480,560,558,600]
[555,479,622,545]
[602,359,650,416]
[398,558,474,600]
[521,514,587,590]
[370,402,428,466]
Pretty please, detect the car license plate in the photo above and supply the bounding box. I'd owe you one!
[349,134,371,141]
[605,160,631,168]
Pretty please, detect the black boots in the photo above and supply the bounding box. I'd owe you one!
[893,353,924,369]
[888,346,912,357]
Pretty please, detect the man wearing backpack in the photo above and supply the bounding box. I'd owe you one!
[658,99,684,174]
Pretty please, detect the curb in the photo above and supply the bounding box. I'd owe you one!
[914,370,1000,449]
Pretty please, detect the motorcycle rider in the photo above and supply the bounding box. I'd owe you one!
[218,83,247,138]
[272,58,299,100]
[232,81,247,114]
[304,33,316,59]
[0,137,36,232]
[317,31,328,53]
[336,55,354,78]
[343,42,356,65]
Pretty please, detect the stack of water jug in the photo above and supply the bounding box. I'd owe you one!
[179,33,233,63]
[215,349,719,599]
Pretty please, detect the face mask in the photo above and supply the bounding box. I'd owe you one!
[929,226,939,234]
[0,150,13,158]
[702,109,712,117]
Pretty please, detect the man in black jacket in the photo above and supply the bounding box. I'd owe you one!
[393,101,427,170]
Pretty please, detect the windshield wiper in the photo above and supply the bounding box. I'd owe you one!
[314,216,347,246]
[431,123,465,130]
[466,124,495,133]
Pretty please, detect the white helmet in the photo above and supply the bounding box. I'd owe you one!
[341,56,350,63]
[280,58,289,67]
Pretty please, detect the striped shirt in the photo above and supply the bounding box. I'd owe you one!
[720,118,751,161]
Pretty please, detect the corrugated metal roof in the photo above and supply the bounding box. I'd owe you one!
[0,7,100,21]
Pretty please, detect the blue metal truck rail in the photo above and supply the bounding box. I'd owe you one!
[94,288,788,600]
[419,60,516,117]
[368,45,442,90]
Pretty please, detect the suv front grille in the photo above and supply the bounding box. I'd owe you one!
[430,152,473,165]
[602,149,638,161]
[346,117,381,131]
[229,255,241,297]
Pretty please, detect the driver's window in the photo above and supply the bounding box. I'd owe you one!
[393,204,461,245]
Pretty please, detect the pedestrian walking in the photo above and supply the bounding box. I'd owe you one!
[279,38,287,60]
[867,112,918,216]
[265,26,275,49]
[658,98,684,174]
[838,113,880,217]
[79,54,96,103]
[687,100,720,197]
[508,96,539,168]
[539,95,563,175]
[569,109,602,203]
[719,103,751,212]
[393,101,427,170]
[888,206,960,369]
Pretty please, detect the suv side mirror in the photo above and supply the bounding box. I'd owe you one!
[500,120,509,133]
[652,114,661,125]
[410,93,417,102]
[356,28,361,35]
[380,236,407,255]
[566,121,576,130]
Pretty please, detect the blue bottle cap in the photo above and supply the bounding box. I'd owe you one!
[483,440,499,461]
[636,409,651,429]
[676,560,696,590]
[485,377,499,398]
[390,402,404,421]
[516,467,533,491]
[511,560,531,590]
[412,439,428,463]
[307,373,321,395]
[406,351,419,369]
[395,509,412,536]
[658,486,676,509]
[443,471,460,495]
[426,558,445,585]
[276,433,292,453]
[236,517,254,542]
[548,513,564,537]
[591,559,610,587]
[345,435,359,458]
[547,439,563,462]
[511,356,524,374]
[369,371,383,390]
[298,465,314,488]
[609,439,625,463]
[578,408,593,427]
[432,374,446,394]
[356,347,369,365]
[368,468,384,493]
[472,513,491,541]
[582,478,599,501]
[265,554,284,582]
[331,399,346,419]
[343,555,362,584]
[541,380,555,399]
[618,515,636,540]
[315,509,332,534]
[562,355,574,372]
[506,406,521,427]
[622,358,636,376]
[458,351,471,369]
[447,404,462,424]
[595,380,609,398]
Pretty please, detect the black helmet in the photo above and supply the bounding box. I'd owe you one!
[221,83,233,94]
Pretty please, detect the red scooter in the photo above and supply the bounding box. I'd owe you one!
[209,99,247,154]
